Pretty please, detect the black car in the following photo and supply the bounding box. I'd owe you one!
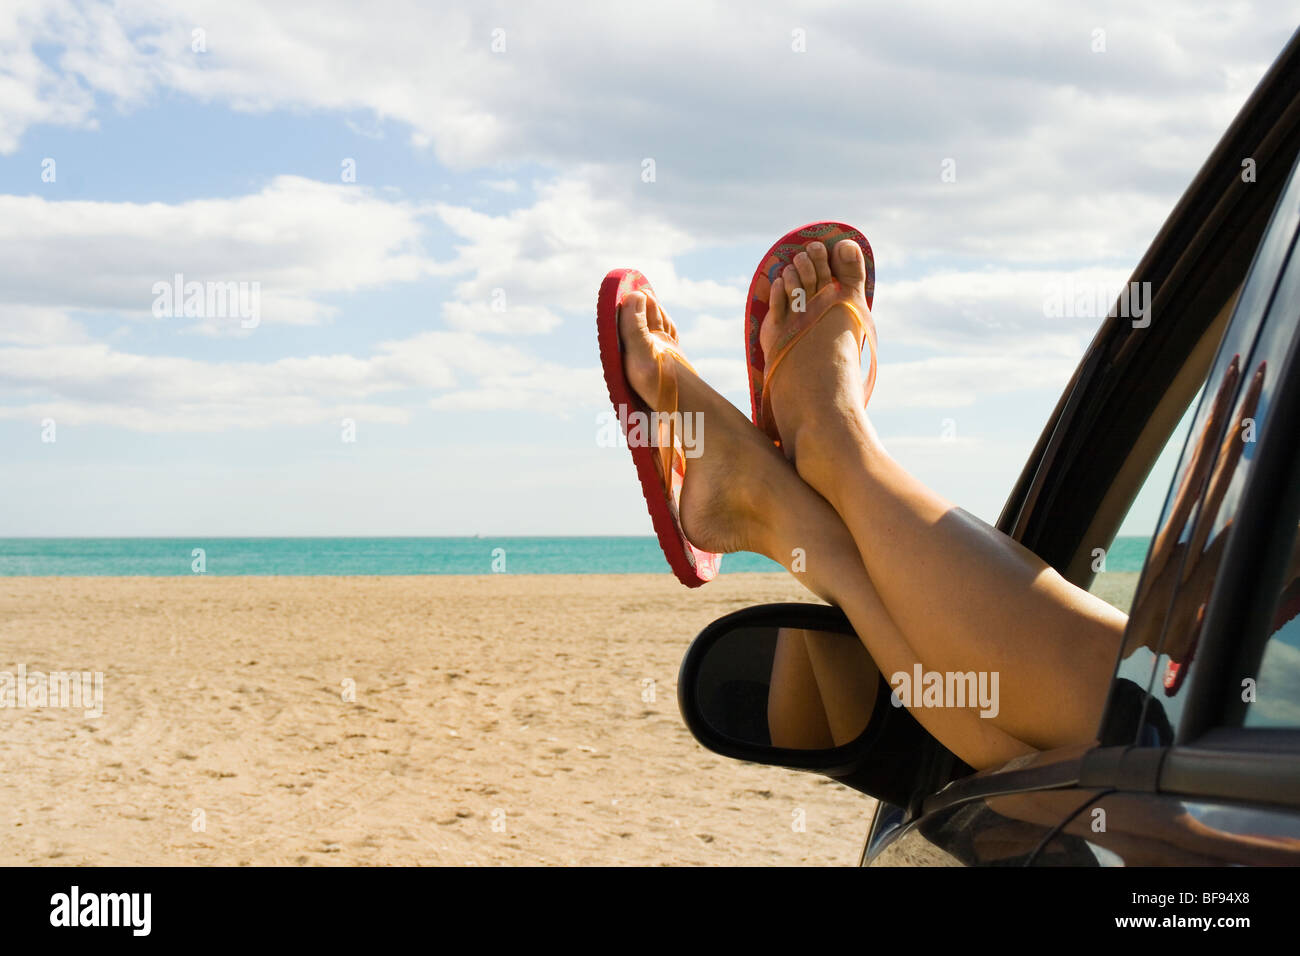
[677,28,1300,866]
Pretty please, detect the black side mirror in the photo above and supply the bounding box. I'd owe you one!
[677,603,972,811]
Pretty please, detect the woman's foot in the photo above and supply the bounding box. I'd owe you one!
[618,290,803,560]
[760,240,875,481]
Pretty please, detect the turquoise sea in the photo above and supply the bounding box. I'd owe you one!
[0,536,1154,577]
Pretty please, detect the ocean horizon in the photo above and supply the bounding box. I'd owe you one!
[0,536,1155,577]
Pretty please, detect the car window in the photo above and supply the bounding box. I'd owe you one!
[1244,519,1300,727]
[1087,393,1200,615]
[1118,154,1300,742]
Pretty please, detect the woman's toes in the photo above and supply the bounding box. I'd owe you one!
[830,238,867,291]
[620,291,649,338]
[806,241,833,288]
[781,265,808,313]
[793,250,818,293]
[618,292,660,400]
[761,276,788,357]
[768,275,788,322]
[643,293,682,343]
[643,292,668,335]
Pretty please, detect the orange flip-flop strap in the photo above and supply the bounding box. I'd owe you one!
[650,333,693,506]
[759,282,876,439]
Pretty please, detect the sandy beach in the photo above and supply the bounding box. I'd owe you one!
[0,573,883,866]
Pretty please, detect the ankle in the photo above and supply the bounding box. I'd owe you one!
[764,501,859,607]
[793,408,879,504]
[740,458,805,564]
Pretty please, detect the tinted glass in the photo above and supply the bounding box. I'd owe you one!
[1115,156,1300,742]
[1242,524,1300,727]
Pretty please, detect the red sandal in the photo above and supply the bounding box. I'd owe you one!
[745,222,877,447]
[598,269,722,587]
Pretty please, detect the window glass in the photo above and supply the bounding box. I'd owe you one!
[1088,394,1200,615]
[1114,155,1300,744]
[1243,523,1300,726]
[1134,357,1266,733]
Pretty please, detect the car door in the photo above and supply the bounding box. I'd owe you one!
[864,32,1300,866]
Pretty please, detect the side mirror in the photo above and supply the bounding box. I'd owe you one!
[677,603,971,810]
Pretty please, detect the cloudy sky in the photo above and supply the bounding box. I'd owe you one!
[1,0,1296,537]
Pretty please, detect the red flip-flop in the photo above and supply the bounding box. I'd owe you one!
[598,269,722,588]
[744,222,877,446]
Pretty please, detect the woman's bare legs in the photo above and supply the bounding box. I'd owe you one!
[619,290,1034,769]
[761,239,1128,750]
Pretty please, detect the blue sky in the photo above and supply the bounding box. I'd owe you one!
[1,0,1296,536]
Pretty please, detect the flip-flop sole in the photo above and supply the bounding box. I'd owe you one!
[598,268,722,588]
[745,222,876,432]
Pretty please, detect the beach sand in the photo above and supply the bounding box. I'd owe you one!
[1089,571,1141,615]
[0,573,882,866]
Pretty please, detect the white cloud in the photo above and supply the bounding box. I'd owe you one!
[0,330,597,430]
[878,266,1132,353]
[0,305,92,345]
[442,301,564,335]
[431,176,700,313]
[3,1,1291,345]
[872,353,1083,410]
[5,0,1290,263]
[426,366,604,412]
[683,314,743,355]
[0,176,433,328]
[0,0,98,152]
[688,357,749,399]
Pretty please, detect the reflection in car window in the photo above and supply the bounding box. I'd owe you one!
[1116,153,1300,744]
[1128,357,1265,702]
[1244,523,1300,727]
[1098,393,1200,738]
[1126,338,1278,738]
